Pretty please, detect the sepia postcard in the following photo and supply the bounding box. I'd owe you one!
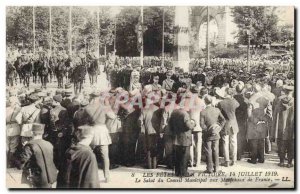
[6,5,295,189]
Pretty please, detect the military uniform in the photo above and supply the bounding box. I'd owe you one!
[162,79,174,92]
[15,101,41,144]
[19,124,57,188]
[6,104,21,167]
[86,99,116,181]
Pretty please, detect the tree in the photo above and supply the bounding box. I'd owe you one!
[7,6,175,57]
[115,6,175,57]
[115,7,140,56]
[51,7,69,51]
[35,6,50,50]
[6,7,34,49]
[279,24,294,42]
[143,6,174,56]
[232,6,279,47]
[98,7,116,55]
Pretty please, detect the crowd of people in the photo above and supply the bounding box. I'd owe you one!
[6,48,295,188]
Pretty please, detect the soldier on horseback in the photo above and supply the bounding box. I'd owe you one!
[21,54,33,88]
[55,55,66,88]
[72,54,87,94]
[32,54,41,84]
[48,55,57,83]
[39,54,50,89]
[87,52,99,86]
[6,57,16,87]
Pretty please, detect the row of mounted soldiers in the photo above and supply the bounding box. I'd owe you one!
[6,52,101,90]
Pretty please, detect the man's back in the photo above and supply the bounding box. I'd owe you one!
[218,98,239,120]
[200,106,224,129]
[218,98,240,134]
[20,139,57,187]
[141,105,161,134]
[169,108,194,146]
[57,144,100,188]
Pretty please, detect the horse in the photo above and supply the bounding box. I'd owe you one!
[21,60,33,88]
[39,58,49,89]
[14,57,23,84]
[64,58,72,83]
[87,59,99,86]
[48,57,57,83]
[32,59,42,84]
[55,60,66,88]
[6,61,16,87]
[72,64,87,94]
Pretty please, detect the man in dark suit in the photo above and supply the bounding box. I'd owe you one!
[192,68,206,86]
[18,123,57,188]
[200,95,225,173]
[234,83,248,160]
[271,85,294,167]
[211,70,225,87]
[50,95,71,167]
[57,125,100,188]
[169,105,196,177]
[217,88,240,167]
[247,84,272,164]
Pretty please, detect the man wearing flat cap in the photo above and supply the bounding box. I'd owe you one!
[18,123,57,188]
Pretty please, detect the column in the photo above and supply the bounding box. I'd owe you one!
[173,6,190,72]
[216,7,228,47]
